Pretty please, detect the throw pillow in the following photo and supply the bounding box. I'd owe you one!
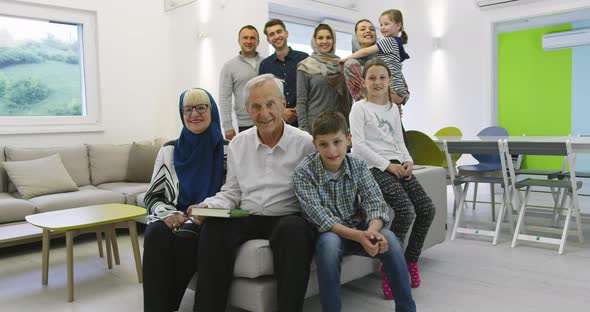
[2,154,79,199]
[126,142,160,183]
[87,144,131,185]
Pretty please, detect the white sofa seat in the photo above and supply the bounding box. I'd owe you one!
[27,185,126,213]
[0,193,37,224]
[96,182,150,205]
[188,166,447,312]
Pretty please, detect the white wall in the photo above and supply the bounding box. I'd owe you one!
[5,0,586,148]
[167,0,402,131]
[400,0,590,137]
[0,0,404,145]
[1,0,178,146]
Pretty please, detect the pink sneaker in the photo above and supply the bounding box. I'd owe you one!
[407,262,421,288]
[381,267,394,300]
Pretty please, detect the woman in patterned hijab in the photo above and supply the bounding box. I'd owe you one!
[296,23,351,133]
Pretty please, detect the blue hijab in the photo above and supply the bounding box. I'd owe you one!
[174,88,224,212]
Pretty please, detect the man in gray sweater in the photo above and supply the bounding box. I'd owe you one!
[219,25,263,140]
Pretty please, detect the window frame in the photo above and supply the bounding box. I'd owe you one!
[0,1,101,134]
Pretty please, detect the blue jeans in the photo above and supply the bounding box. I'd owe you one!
[315,228,416,312]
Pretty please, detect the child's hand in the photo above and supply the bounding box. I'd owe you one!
[386,163,406,178]
[366,229,388,254]
[402,162,413,180]
[389,89,405,105]
[357,231,379,257]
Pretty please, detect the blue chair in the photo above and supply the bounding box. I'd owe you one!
[457,126,509,221]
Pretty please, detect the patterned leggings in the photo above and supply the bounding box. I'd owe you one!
[371,168,436,262]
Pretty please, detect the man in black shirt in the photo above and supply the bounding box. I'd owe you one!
[259,18,308,127]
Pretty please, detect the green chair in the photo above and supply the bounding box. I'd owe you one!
[434,126,463,168]
[406,130,446,167]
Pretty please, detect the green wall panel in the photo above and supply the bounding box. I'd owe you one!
[498,24,572,169]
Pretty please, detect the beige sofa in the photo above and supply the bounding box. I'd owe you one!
[188,165,448,312]
[0,141,166,227]
[0,144,447,312]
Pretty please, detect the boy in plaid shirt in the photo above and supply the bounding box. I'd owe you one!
[293,111,415,312]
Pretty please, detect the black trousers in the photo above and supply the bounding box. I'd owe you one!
[142,221,199,312]
[195,214,317,312]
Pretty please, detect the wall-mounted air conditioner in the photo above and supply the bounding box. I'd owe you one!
[474,0,520,8]
[542,28,590,51]
[311,0,358,11]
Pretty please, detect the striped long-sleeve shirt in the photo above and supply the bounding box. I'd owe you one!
[293,153,390,233]
[376,36,410,97]
[144,142,182,224]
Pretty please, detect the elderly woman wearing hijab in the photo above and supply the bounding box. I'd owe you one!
[296,23,351,133]
[142,88,224,312]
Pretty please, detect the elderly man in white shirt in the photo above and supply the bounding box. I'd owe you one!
[193,74,316,312]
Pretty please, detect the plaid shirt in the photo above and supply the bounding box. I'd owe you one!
[294,153,390,233]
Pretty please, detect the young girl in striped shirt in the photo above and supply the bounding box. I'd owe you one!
[340,9,410,105]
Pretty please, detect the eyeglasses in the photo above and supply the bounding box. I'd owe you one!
[182,104,209,115]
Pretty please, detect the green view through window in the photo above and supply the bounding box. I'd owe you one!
[0,15,84,117]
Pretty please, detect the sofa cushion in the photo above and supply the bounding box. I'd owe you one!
[0,146,7,193]
[28,185,126,213]
[0,193,37,224]
[126,142,159,183]
[88,144,131,185]
[233,239,274,278]
[3,154,79,199]
[412,166,447,249]
[5,145,91,191]
[96,182,149,205]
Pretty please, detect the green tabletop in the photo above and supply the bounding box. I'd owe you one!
[25,204,146,231]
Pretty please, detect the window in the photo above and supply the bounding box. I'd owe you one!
[268,14,354,58]
[0,1,100,134]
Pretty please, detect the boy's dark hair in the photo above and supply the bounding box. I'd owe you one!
[312,111,349,139]
[263,18,286,36]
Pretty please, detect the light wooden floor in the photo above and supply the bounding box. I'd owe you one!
[1,188,589,311]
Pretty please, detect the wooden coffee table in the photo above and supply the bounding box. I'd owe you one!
[25,203,146,302]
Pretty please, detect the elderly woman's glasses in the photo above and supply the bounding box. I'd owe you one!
[182,104,209,115]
